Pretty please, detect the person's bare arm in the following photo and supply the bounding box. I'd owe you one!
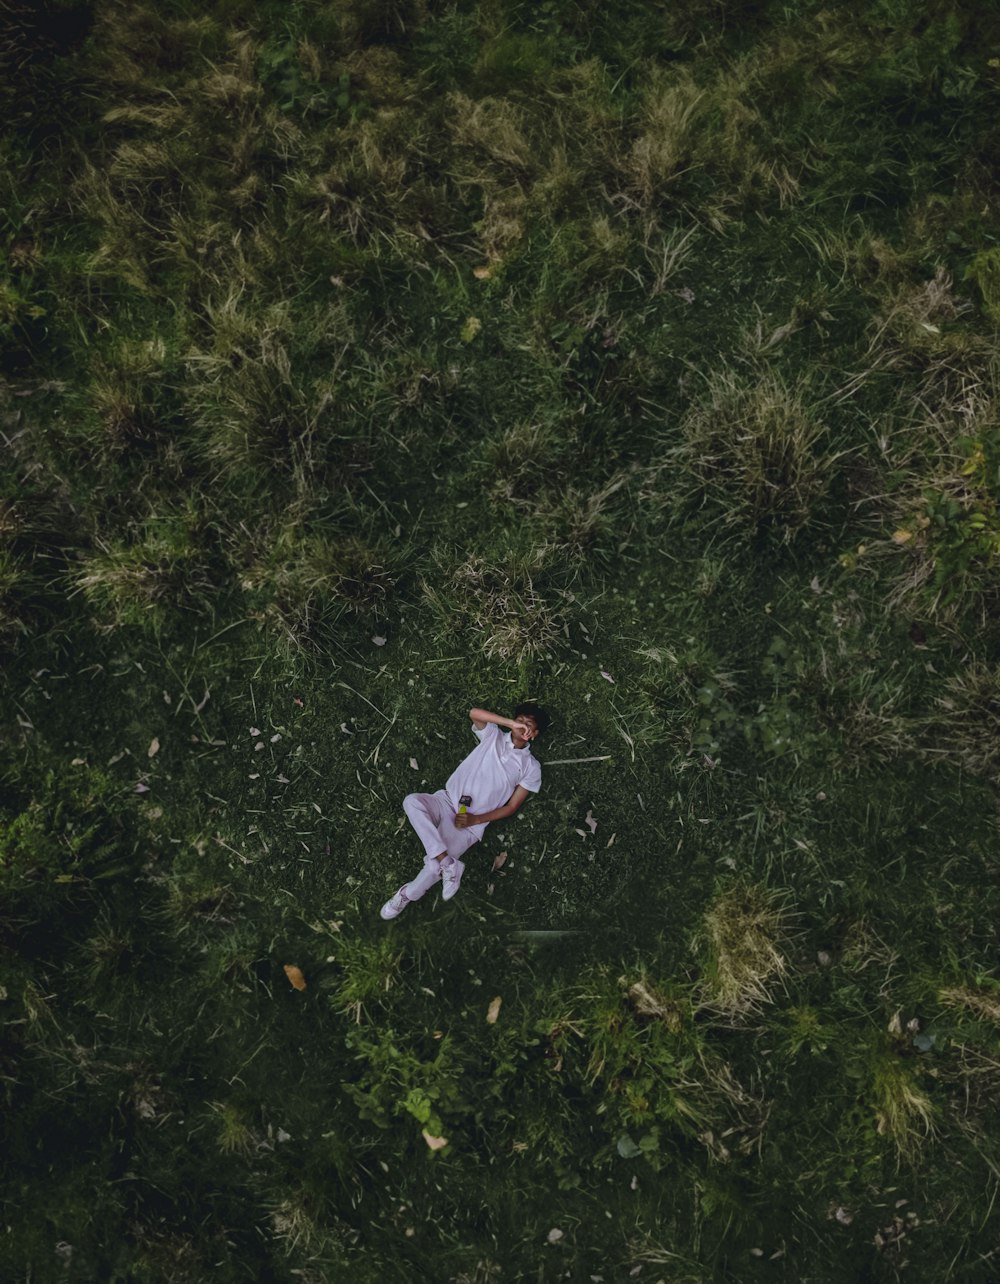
[456,784,533,827]
[469,707,532,737]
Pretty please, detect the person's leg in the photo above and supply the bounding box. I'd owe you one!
[439,820,481,900]
[401,855,443,902]
[398,790,481,903]
[399,791,454,903]
[402,792,449,861]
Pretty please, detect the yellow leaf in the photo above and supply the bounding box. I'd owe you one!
[486,995,502,1024]
[460,316,482,342]
[891,529,914,544]
[472,265,492,280]
[422,1130,448,1150]
[283,964,307,991]
[492,850,508,871]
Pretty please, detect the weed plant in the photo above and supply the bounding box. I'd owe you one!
[3,0,1000,1280]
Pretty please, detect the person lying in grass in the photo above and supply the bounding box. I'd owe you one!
[380,702,549,919]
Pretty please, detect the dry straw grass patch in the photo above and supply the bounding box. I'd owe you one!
[873,265,983,371]
[240,529,395,649]
[871,355,1000,619]
[444,92,549,258]
[446,92,541,177]
[301,107,432,252]
[420,552,565,663]
[71,518,213,633]
[871,1053,936,1161]
[939,985,1000,1027]
[612,50,805,226]
[616,65,706,210]
[923,660,1000,783]
[697,882,794,1018]
[643,361,841,542]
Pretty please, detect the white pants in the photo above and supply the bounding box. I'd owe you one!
[401,789,480,902]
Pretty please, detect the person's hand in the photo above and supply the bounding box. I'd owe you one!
[512,719,533,740]
[453,812,475,829]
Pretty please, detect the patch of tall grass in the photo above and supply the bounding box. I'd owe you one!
[870,1048,936,1162]
[697,881,793,1018]
[71,507,217,633]
[236,524,397,653]
[642,361,844,544]
[419,550,567,663]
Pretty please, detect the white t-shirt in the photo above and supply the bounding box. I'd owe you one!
[444,722,542,842]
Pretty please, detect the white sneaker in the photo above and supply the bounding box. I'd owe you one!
[380,885,410,920]
[441,858,465,901]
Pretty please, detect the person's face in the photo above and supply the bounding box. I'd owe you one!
[513,714,538,745]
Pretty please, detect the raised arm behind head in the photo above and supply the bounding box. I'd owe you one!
[469,707,537,741]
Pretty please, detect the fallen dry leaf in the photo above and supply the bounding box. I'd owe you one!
[249,727,261,737]
[892,529,914,544]
[422,1131,448,1150]
[584,809,597,834]
[486,996,502,1024]
[283,964,307,991]
[409,757,419,769]
[600,670,615,683]
[148,737,160,758]
[574,828,588,839]
[472,265,492,279]
[547,1228,564,1243]
[492,850,508,871]
[371,635,387,646]
[71,757,86,766]
[606,833,617,847]
[134,782,150,794]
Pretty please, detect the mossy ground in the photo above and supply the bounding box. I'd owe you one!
[3,0,1000,1279]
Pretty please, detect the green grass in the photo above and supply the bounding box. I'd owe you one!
[3,0,1000,1279]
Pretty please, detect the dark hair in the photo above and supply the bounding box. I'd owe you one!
[513,701,550,735]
